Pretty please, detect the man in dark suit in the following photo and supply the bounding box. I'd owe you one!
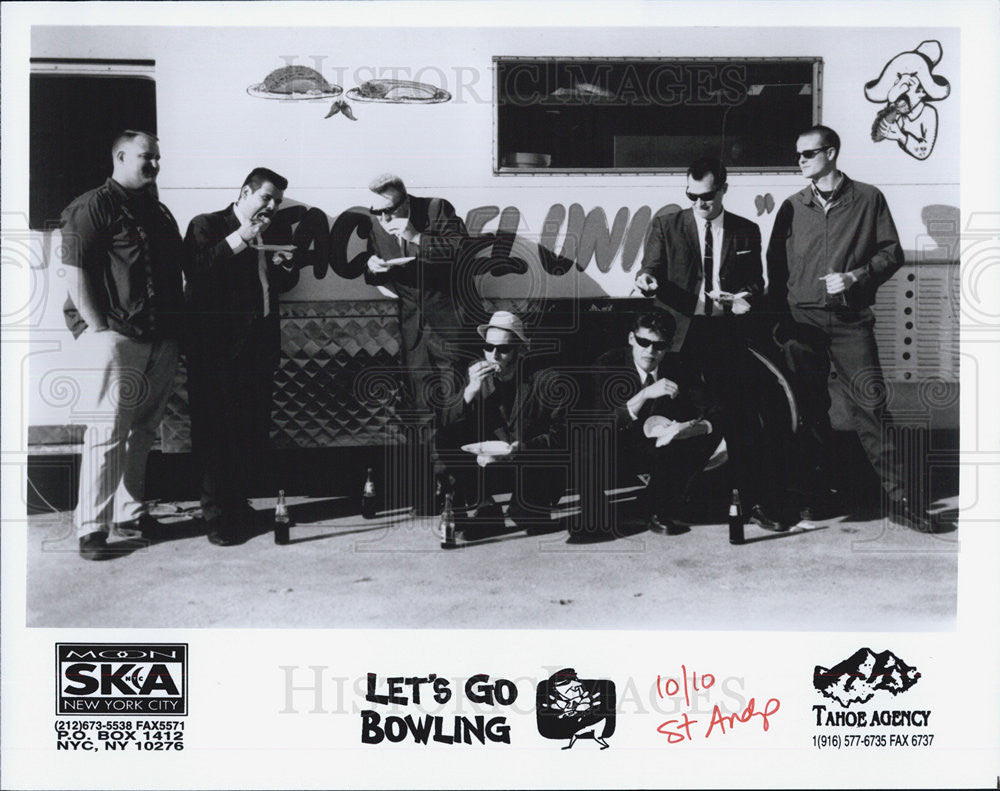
[363,173,475,513]
[437,311,566,537]
[183,167,298,545]
[589,311,723,537]
[635,157,785,530]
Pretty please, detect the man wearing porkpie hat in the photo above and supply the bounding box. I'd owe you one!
[437,311,567,537]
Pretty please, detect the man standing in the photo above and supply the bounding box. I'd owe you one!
[766,124,933,530]
[590,312,722,537]
[183,168,297,546]
[437,311,566,537]
[635,157,784,530]
[363,173,473,512]
[61,130,185,560]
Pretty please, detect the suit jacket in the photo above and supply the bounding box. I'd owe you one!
[638,208,764,317]
[362,195,470,349]
[440,369,566,453]
[183,206,297,362]
[592,347,720,448]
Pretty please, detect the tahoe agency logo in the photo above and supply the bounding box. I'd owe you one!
[536,668,616,750]
[813,647,920,708]
[56,643,187,715]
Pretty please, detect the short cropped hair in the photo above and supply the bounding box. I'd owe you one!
[368,172,407,196]
[798,124,841,157]
[631,311,676,342]
[242,167,288,192]
[111,130,158,156]
[687,157,727,186]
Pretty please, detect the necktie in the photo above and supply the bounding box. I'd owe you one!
[643,373,655,388]
[255,234,269,317]
[703,220,714,316]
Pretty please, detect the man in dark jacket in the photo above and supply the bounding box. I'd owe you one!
[589,311,723,537]
[767,124,933,531]
[183,167,298,545]
[437,311,566,536]
[636,157,784,530]
[62,130,185,560]
[363,173,476,513]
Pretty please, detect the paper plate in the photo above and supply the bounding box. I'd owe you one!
[643,415,676,438]
[247,83,343,100]
[250,243,297,252]
[346,79,451,104]
[461,441,513,457]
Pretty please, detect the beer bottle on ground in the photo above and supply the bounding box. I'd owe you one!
[274,489,291,545]
[728,488,744,545]
[439,493,457,550]
[362,468,377,519]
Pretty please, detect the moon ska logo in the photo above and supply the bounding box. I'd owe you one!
[536,668,616,750]
[865,40,951,160]
[56,643,187,715]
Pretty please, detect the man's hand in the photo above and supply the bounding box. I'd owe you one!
[820,272,858,295]
[644,377,679,400]
[367,255,391,274]
[271,250,295,268]
[237,213,271,243]
[464,359,500,402]
[635,272,659,295]
[877,117,905,142]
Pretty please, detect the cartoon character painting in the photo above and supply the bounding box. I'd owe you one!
[538,668,613,750]
[865,40,951,160]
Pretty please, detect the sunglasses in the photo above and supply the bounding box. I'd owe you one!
[796,147,829,160]
[686,190,719,203]
[634,336,669,351]
[483,343,514,354]
[370,197,406,217]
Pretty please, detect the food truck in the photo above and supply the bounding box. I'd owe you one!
[23,23,959,479]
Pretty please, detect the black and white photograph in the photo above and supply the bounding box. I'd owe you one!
[2,2,998,789]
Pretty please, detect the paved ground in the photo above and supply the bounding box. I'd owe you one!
[26,489,959,631]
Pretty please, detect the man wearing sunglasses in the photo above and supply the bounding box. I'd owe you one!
[767,124,933,532]
[437,311,566,538]
[588,312,722,537]
[363,173,474,514]
[635,158,784,532]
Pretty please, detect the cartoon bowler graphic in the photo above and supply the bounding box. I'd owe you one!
[865,40,951,160]
[536,668,616,750]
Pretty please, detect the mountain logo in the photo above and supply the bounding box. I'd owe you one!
[814,648,920,708]
[536,668,616,750]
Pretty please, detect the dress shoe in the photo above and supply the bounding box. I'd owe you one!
[113,513,164,541]
[647,514,689,536]
[206,517,244,546]
[888,497,936,533]
[749,504,789,532]
[79,531,113,561]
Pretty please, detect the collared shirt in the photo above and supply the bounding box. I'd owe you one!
[60,177,184,339]
[809,172,846,214]
[230,202,270,317]
[692,212,724,315]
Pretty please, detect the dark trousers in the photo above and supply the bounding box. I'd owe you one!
[681,315,774,505]
[443,457,565,525]
[402,324,474,508]
[627,429,722,518]
[186,317,279,523]
[783,306,903,500]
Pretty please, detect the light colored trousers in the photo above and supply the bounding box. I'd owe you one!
[74,330,179,537]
